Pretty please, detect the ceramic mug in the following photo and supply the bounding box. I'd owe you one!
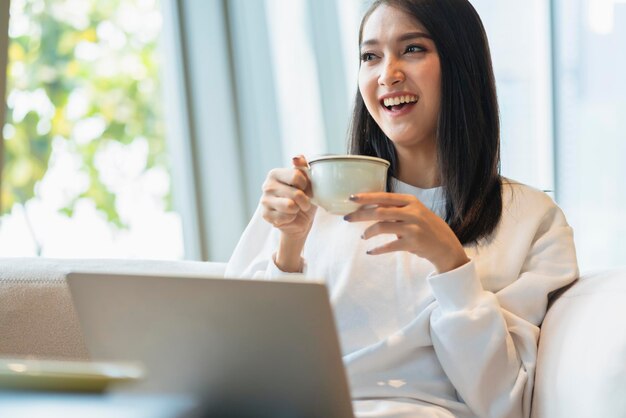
[303,155,390,215]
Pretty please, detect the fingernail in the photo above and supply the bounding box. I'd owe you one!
[360,234,365,239]
[349,195,359,201]
[366,249,373,255]
[343,215,351,221]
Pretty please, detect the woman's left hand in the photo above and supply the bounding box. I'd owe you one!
[344,192,469,274]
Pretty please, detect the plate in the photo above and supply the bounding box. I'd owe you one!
[0,358,144,393]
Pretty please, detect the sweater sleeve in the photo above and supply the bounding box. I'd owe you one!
[224,204,309,280]
[428,203,578,418]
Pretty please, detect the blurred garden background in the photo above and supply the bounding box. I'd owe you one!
[1,0,184,258]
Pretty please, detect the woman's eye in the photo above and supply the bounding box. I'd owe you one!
[360,52,376,62]
[405,45,425,53]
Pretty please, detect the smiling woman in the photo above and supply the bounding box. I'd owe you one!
[356,8,442,188]
[0,0,184,258]
[226,0,578,417]
[351,0,502,246]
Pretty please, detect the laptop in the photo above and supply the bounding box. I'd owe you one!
[66,272,354,417]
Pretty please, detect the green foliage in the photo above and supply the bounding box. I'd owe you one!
[2,0,168,228]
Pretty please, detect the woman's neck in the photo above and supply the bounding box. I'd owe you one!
[395,143,440,189]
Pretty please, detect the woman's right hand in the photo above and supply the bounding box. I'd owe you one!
[261,155,317,241]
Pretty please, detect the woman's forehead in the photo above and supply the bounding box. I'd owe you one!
[361,4,429,40]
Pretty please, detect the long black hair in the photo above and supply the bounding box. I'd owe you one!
[348,0,502,245]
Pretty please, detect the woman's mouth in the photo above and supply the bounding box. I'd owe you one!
[380,95,418,115]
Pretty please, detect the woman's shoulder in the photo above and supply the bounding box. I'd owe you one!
[501,177,557,208]
[499,177,567,225]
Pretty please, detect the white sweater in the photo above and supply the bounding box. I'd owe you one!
[225,179,578,418]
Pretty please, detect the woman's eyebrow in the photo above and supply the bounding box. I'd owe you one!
[360,31,433,48]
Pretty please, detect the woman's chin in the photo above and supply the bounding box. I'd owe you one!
[383,131,436,150]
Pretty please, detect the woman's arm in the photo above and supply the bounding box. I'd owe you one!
[345,188,578,418]
[428,204,577,418]
[226,156,316,278]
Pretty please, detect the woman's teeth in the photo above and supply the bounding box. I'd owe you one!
[383,95,417,107]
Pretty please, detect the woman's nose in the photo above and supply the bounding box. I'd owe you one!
[378,59,405,86]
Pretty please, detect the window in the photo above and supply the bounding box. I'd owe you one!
[471,0,554,192]
[1,0,184,258]
[554,0,626,271]
[265,0,327,160]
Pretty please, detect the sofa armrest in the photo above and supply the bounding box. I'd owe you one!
[0,258,227,359]
[532,268,626,418]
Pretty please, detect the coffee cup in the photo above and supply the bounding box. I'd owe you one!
[303,155,390,215]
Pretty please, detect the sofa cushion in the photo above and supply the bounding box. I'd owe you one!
[0,258,226,360]
[532,268,626,417]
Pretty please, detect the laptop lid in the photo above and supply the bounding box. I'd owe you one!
[66,273,354,417]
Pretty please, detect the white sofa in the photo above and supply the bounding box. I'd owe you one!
[1,257,625,417]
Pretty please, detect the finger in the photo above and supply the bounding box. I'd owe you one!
[263,209,297,227]
[349,192,416,207]
[266,197,301,215]
[345,206,410,223]
[362,221,409,240]
[268,167,309,191]
[366,239,408,255]
[292,155,314,198]
[262,185,311,212]
[291,155,309,168]
[291,189,312,212]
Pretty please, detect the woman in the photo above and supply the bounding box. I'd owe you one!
[226,0,578,417]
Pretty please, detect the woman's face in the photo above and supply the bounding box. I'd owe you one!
[358,5,441,151]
